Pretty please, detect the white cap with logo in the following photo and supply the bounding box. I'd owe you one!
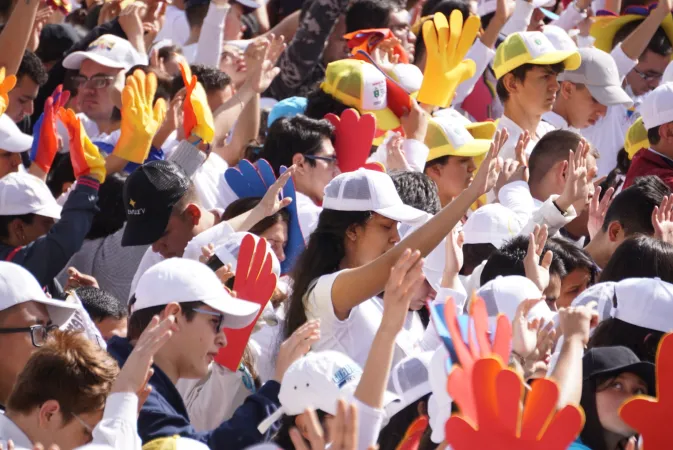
[0,261,78,326]
[63,34,146,71]
[557,47,633,107]
[462,203,521,249]
[133,258,260,330]
[0,114,33,153]
[641,82,673,130]
[0,172,62,219]
[322,168,426,224]
[610,278,673,332]
[477,275,556,324]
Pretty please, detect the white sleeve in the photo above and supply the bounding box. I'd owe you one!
[518,195,578,237]
[550,5,585,31]
[182,220,235,261]
[611,43,638,82]
[193,3,230,67]
[501,0,535,36]
[351,398,385,450]
[418,288,467,352]
[454,39,496,106]
[497,181,536,226]
[305,272,342,335]
[91,393,141,450]
[129,249,164,300]
[402,139,430,172]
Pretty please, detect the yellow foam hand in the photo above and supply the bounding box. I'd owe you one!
[0,67,17,117]
[417,11,480,108]
[113,70,167,164]
[179,61,215,144]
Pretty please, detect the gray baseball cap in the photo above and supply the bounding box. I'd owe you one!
[557,47,633,107]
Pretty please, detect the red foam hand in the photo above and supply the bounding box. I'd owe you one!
[620,332,673,449]
[396,416,428,450]
[214,235,278,371]
[324,109,376,173]
[444,295,512,426]
[344,29,410,64]
[445,357,584,450]
[385,78,413,118]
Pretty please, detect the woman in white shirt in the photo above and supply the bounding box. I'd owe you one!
[281,134,505,368]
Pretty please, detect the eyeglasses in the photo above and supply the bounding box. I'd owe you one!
[305,155,339,166]
[633,67,663,82]
[192,307,225,332]
[71,412,94,438]
[71,74,115,90]
[0,324,59,347]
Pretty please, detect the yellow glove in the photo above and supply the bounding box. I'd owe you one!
[113,70,167,164]
[179,61,215,144]
[59,108,107,184]
[0,67,17,117]
[417,11,480,108]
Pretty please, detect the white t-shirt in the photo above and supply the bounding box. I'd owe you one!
[193,153,239,212]
[296,191,322,242]
[305,271,424,369]
[155,5,190,46]
[541,110,580,134]
[496,115,556,161]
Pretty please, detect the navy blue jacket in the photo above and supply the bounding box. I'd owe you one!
[107,336,281,449]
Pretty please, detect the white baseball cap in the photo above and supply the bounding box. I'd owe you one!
[0,261,78,326]
[258,350,398,433]
[0,114,33,153]
[386,351,433,418]
[212,232,281,278]
[0,172,62,219]
[557,47,633,107]
[322,168,426,224]
[609,278,673,332]
[235,0,263,8]
[63,34,145,71]
[664,60,673,83]
[543,25,577,52]
[477,275,556,324]
[462,204,521,249]
[640,82,673,130]
[571,281,616,323]
[133,258,260,330]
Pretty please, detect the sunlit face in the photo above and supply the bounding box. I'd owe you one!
[95,316,128,342]
[426,156,477,205]
[596,372,649,436]
[295,138,340,203]
[20,215,56,245]
[527,8,546,32]
[625,50,669,97]
[506,65,560,116]
[260,220,288,263]
[557,268,592,309]
[48,409,104,450]
[409,279,435,311]
[219,45,247,87]
[543,273,562,310]
[6,75,39,123]
[388,9,416,63]
[348,213,400,267]
[562,82,608,129]
[0,149,22,178]
[151,210,197,259]
[77,60,123,122]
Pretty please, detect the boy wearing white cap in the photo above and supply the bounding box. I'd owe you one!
[0,261,78,408]
[0,113,33,178]
[624,82,673,191]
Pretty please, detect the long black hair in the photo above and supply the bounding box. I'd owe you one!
[283,209,372,339]
[600,235,673,283]
[588,319,664,363]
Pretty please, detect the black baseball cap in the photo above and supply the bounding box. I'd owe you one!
[583,346,655,395]
[122,161,191,247]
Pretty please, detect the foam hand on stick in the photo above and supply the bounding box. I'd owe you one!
[31,85,70,173]
[179,61,215,144]
[324,109,384,173]
[0,67,16,117]
[113,69,166,164]
[59,108,106,183]
[416,10,480,108]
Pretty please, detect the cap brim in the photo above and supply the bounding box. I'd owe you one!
[465,121,497,140]
[591,361,656,395]
[121,207,172,247]
[368,108,402,132]
[205,297,261,330]
[0,114,34,152]
[235,0,262,8]
[539,7,559,20]
[530,50,582,72]
[427,139,491,161]
[33,201,62,220]
[587,84,634,107]
[374,203,426,224]
[35,297,79,327]
[62,51,128,70]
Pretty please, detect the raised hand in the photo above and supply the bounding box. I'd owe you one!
[444,296,512,425]
[523,225,553,292]
[445,357,584,450]
[58,108,106,183]
[652,194,673,244]
[511,298,544,362]
[290,400,359,450]
[31,85,70,174]
[179,60,215,144]
[247,34,285,94]
[274,319,321,382]
[0,67,16,116]
[620,332,673,449]
[113,69,166,164]
[324,109,376,173]
[467,129,507,197]
[416,10,481,108]
[381,249,426,334]
[588,185,615,240]
[383,134,411,171]
[556,141,591,213]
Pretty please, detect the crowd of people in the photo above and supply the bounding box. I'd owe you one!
[1,0,673,448]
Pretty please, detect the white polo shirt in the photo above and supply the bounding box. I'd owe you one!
[541,110,580,134]
[496,115,556,161]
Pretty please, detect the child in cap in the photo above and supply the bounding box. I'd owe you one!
[492,30,581,160]
[571,346,655,450]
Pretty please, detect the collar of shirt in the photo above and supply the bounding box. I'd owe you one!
[648,148,673,164]
[0,414,33,449]
[541,111,581,134]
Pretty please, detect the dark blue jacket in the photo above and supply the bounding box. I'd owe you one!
[107,336,281,449]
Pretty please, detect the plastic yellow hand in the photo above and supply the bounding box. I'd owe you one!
[179,61,215,144]
[59,108,106,183]
[0,67,17,117]
[416,11,480,108]
[113,70,166,164]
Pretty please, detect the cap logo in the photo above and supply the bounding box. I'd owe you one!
[88,37,116,52]
[534,39,542,45]
[332,364,362,388]
[129,199,136,208]
[127,199,145,216]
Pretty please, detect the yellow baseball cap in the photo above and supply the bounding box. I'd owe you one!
[624,116,649,160]
[590,11,673,57]
[321,59,402,136]
[492,31,582,80]
[425,115,497,161]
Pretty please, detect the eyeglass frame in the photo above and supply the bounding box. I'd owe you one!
[632,67,663,83]
[304,154,339,166]
[0,324,59,347]
[191,307,225,332]
[71,411,94,437]
[71,74,116,90]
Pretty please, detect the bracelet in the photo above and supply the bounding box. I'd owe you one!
[552,200,569,216]
[510,350,527,367]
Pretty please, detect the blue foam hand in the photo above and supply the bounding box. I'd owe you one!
[225,159,268,198]
[429,300,472,367]
[279,165,305,275]
[255,159,277,190]
[29,113,45,163]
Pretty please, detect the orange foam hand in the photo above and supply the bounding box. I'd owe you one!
[444,295,511,425]
[324,109,376,173]
[396,416,429,450]
[620,332,673,449]
[214,234,278,371]
[445,358,585,450]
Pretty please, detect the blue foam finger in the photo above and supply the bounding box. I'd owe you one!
[29,113,45,163]
[224,166,253,198]
[225,160,267,198]
[238,159,267,197]
[256,159,277,190]
[279,165,305,274]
